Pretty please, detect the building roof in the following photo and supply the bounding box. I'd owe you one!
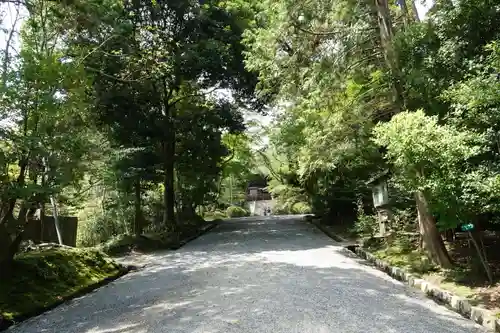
[366,169,391,186]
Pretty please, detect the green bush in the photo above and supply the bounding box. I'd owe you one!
[226,205,249,218]
[97,234,139,256]
[291,202,312,214]
[353,198,377,237]
[272,205,290,215]
[97,233,176,256]
[77,213,131,247]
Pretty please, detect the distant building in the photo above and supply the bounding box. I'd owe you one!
[245,175,271,201]
[246,186,272,201]
[245,176,274,215]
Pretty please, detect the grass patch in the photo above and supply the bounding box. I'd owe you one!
[363,237,500,315]
[367,242,438,275]
[0,247,126,327]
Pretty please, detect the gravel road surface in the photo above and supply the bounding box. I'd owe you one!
[8,216,487,333]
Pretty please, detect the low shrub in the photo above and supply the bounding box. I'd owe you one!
[97,234,141,256]
[353,198,377,237]
[272,206,290,215]
[291,202,312,214]
[204,210,227,220]
[226,205,249,218]
[97,217,210,256]
[77,211,131,247]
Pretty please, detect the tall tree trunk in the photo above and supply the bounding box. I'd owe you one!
[1,4,20,87]
[414,190,452,268]
[374,0,405,110]
[162,130,176,233]
[161,77,177,233]
[134,178,143,236]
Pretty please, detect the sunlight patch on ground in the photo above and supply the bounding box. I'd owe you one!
[86,323,145,333]
[392,293,480,328]
[142,300,193,313]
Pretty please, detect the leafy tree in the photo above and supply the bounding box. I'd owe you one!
[373,110,485,266]
[73,0,262,233]
[0,0,94,267]
[218,132,255,206]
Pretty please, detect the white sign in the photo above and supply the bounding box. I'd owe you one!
[372,182,389,207]
[249,189,258,197]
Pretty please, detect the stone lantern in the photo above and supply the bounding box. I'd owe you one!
[366,170,392,236]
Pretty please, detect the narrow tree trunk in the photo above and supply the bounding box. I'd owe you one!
[160,75,177,233]
[42,155,63,245]
[229,175,233,205]
[50,196,63,245]
[469,230,493,284]
[414,190,453,268]
[134,178,143,237]
[162,139,176,230]
[374,0,405,110]
[398,0,411,26]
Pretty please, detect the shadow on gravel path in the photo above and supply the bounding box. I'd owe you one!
[8,217,487,333]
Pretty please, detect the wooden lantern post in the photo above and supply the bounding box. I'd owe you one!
[366,170,392,236]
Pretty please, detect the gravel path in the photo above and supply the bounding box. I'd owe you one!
[8,216,487,333]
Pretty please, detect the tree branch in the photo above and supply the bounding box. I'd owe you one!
[292,22,376,37]
[84,66,152,83]
[168,86,220,108]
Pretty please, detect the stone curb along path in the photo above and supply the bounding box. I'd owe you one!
[305,217,500,332]
[352,246,500,332]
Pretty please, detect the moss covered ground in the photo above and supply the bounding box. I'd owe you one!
[0,247,126,329]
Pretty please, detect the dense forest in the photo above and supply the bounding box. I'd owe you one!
[2,0,500,322]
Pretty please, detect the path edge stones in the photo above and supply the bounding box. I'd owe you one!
[304,216,500,332]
